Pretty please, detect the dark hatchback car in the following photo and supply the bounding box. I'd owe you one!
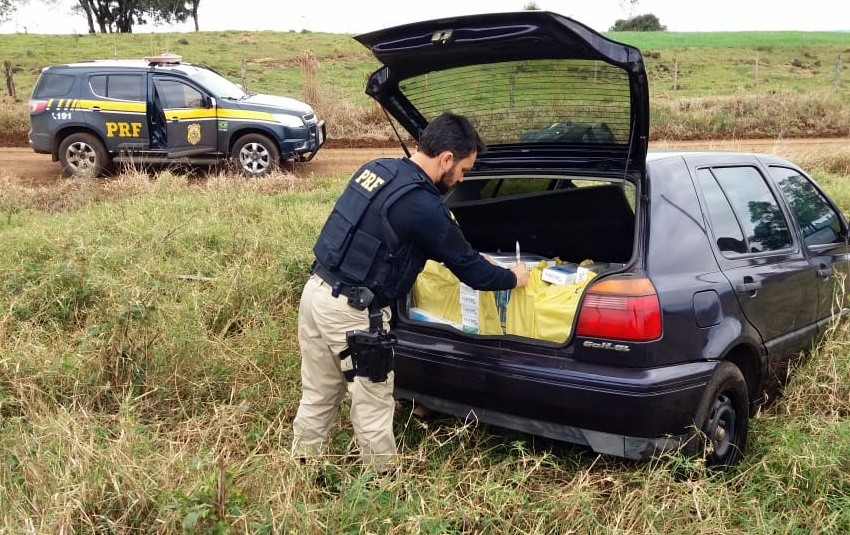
[354,12,850,465]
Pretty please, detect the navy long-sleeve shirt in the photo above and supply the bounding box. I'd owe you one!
[385,158,516,296]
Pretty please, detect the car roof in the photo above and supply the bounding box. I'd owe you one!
[44,60,205,77]
[647,150,796,167]
[648,150,787,160]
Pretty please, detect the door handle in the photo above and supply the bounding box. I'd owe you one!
[734,278,761,295]
[90,106,101,112]
[169,116,179,122]
[816,265,832,278]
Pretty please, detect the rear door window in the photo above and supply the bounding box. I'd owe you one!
[767,166,844,247]
[697,165,793,255]
[33,73,75,98]
[89,74,144,101]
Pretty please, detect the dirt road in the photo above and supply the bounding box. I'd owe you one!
[2,138,848,189]
[0,146,407,189]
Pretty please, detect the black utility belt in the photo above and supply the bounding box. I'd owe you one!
[312,265,388,311]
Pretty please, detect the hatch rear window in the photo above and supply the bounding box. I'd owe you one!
[398,59,631,146]
[33,73,75,98]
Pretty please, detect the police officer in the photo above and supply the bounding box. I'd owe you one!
[291,112,529,472]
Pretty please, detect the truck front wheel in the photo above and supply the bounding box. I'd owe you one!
[232,134,280,177]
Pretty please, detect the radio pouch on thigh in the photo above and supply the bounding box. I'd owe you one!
[339,308,397,383]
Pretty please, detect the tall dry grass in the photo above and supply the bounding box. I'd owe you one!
[651,91,850,141]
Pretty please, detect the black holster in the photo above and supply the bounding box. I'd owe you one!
[339,308,396,383]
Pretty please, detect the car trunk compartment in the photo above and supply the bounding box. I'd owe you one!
[405,177,637,343]
[452,182,634,263]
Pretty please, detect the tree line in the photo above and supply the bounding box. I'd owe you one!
[0,0,201,33]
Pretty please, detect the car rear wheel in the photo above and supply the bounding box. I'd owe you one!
[689,361,749,468]
[232,134,280,177]
[58,132,111,178]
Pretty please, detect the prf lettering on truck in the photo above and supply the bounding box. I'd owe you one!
[105,122,143,138]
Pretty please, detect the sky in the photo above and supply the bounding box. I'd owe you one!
[0,0,847,35]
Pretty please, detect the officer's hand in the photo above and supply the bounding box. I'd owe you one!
[510,264,529,288]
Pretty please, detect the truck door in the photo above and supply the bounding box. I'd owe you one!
[86,72,148,151]
[151,76,217,158]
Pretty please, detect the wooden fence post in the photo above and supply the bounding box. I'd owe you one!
[672,58,678,91]
[4,61,15,99]
[754,56,759,87]
[836,54,842,89]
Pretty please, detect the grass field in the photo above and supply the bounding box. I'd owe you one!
[1,29,849,141]
[1,145,849,533]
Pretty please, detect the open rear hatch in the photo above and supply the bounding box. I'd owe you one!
[354,11,649,176]
[355,12,647,343]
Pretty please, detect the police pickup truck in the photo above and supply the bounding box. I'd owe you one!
[28,53,326,177]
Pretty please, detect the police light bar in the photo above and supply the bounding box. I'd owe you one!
[144,53,182,65]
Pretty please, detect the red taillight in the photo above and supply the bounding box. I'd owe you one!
[576,276,662,342]
[29,100,48,114]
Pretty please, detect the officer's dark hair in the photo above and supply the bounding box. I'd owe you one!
[418,112,486,159]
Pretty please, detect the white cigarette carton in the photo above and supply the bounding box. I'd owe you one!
[542,264,578,285]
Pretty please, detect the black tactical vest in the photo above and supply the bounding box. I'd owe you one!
[313,158,430,297]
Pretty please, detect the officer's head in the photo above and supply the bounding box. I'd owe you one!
[417,113,487,194]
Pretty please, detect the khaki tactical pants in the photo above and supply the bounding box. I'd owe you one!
[291,274,396,471]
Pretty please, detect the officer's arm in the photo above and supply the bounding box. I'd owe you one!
[391,194,516,291]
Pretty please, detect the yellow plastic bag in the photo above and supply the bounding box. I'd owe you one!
[504,266,542,338]
[411,260,502,335]
[506,264,596,343]
[411,260,460,323]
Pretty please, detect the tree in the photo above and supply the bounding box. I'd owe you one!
[618,0,639,18]
[186,0,198,31]
[1,0,22,23]
[523,1,540,9]
[49,0,193,33]
[610,13,667,32]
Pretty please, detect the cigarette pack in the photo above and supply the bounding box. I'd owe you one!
[541,264,578,285]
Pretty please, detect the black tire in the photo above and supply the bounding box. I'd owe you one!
[58,132,112,178]
[689,361,749,468]
[231,134,280,177]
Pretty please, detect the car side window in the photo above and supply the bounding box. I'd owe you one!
[768,166,844,247]
[89,74,144,101]
[696,169,748,256]
[697,166,793,256]
[33,73,74,98]
[155,79,204,109]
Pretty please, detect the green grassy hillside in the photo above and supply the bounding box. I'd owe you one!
[1,30,849,142]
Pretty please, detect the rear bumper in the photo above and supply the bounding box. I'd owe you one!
[397,388,686,460]
[28,130,52,154]
[393,338,718,460]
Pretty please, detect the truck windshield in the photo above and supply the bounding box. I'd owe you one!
[190,68,247,100]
